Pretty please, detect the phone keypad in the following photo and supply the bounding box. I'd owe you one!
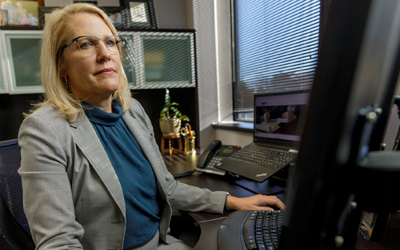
[207,157,223,169]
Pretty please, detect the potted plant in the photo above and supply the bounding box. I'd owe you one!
[159,89,189,137]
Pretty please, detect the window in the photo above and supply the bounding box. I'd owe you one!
[232,0,322,121]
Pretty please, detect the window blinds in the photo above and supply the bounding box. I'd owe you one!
[233,0,321,120]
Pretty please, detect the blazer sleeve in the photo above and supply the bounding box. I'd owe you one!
[163,166,228,214]
[18,112,84,249]
[130,99,227,214]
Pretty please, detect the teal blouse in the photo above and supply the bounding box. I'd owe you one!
[84,100,160,249]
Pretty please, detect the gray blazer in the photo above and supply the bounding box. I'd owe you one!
[18,98,227,250]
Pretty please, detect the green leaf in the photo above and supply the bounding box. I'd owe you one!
[160,88,189,122]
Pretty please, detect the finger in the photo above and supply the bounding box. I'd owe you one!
[271,198,286,210]
[257,206,274,211]
[275,200,286,210]
[267,196,285,210]
[259,195,286,210]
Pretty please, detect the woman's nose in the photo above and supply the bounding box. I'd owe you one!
[96,41,112,61]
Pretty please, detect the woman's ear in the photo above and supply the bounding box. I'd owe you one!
[61,70,67,79]
[60,63,66,77]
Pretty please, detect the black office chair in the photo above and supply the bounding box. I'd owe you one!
[0,139,35,250]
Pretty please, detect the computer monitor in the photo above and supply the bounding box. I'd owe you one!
[279,0,400,249]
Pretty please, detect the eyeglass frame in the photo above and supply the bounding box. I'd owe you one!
[61,35,123,54]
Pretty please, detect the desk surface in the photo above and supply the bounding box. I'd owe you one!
[164,153,400,250]
[164,153,286,250]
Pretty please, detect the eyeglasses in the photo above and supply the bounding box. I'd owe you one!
[61,35,123,55]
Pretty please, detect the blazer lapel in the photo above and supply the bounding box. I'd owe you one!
[70,115,126,217]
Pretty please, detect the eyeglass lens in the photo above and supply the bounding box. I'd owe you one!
[76,36,121,55]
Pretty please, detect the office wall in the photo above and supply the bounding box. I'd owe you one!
[214,128,252,147]
[192,0,234,149]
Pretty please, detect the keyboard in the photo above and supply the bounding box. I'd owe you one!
[231,144,296,169]
[218,210,283,250]
[244,210,283,249]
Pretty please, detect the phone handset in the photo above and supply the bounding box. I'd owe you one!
[197,140,222,169]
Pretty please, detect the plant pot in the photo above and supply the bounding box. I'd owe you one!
[159,118,181,137]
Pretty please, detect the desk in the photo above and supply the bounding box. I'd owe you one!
[164,154,400,250]
[163,153,286,250]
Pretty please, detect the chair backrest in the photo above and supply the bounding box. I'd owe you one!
[0,139,35,250]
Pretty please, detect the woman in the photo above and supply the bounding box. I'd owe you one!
[18,3,285,249]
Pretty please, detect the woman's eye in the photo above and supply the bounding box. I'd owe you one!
[105,40,116,47]
[80,42,93,49]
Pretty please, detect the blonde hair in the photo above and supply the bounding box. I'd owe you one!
[30,3,131,121]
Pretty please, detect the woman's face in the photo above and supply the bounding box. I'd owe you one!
[62,12,121,107]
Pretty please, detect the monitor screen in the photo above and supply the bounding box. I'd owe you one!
[254,90,309,142]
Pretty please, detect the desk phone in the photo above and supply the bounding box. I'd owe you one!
[196,140,241,176]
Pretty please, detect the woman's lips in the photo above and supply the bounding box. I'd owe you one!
[95,68,115,75]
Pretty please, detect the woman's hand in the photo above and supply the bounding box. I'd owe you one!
[226,194,285,211]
